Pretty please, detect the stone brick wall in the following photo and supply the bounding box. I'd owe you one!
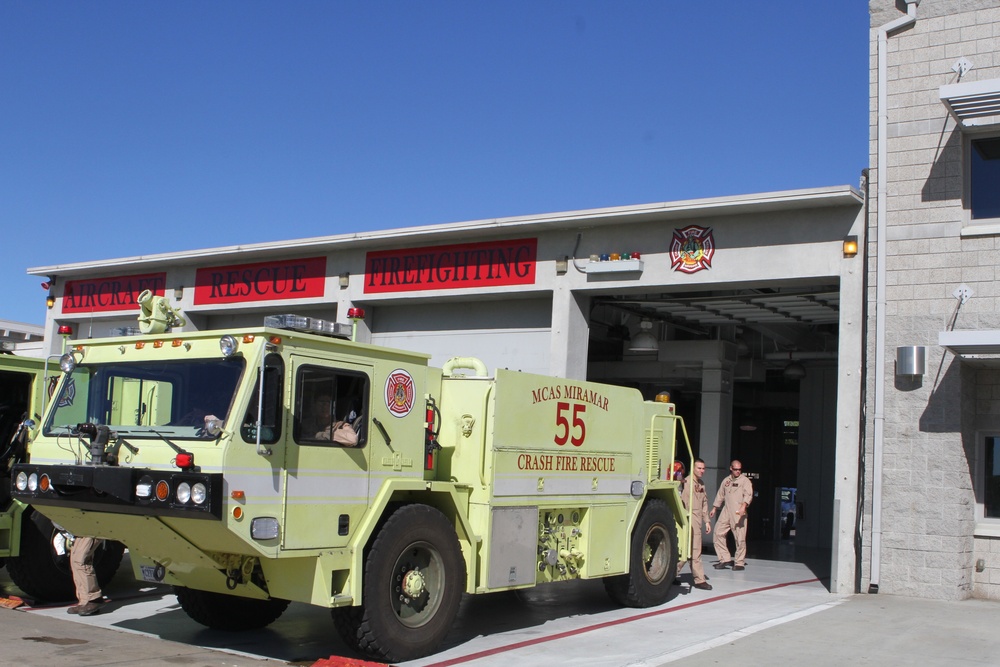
[866,0,1000,600]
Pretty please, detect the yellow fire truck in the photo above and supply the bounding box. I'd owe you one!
[0,351,124,601]
[13,298,692,661]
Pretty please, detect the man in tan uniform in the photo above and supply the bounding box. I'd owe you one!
[710,459,753,571]
[676,458,712,590]
[68,535,105,616]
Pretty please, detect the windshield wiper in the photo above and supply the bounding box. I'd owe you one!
[148,429,188,457]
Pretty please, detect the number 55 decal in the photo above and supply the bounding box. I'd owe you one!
[555,401,586,447]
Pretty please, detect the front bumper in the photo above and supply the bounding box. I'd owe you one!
[12,464,224,520]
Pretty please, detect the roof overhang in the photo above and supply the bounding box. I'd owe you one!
[27,185,863,278]
[940,77,1000,129]
[939,330,1000,364]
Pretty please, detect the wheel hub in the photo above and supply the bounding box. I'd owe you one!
[402,568,425,598]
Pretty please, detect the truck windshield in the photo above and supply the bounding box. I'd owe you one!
[44,358,246,439]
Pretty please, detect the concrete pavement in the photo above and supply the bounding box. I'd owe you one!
[2,560,999,666]
[0,604,287,666]
[656,593,1000,666]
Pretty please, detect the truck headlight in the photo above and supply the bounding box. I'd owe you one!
[176,482,191,504]
[191,483,207,505]
[59,353,76,373]
[27,473,38,492]
[14,471,28,492]
[219,335,238,357]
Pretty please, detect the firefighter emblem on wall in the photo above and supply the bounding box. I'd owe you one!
[385,369,415,417]
[670,225,715,274]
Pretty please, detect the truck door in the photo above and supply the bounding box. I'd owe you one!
[282,356,372,550]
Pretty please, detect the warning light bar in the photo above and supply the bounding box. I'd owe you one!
[263,315,352,340]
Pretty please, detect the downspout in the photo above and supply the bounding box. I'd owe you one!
[870,0,919,594]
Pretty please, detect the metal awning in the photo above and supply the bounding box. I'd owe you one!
[939,329,1000,356]
[940,77,1000,129]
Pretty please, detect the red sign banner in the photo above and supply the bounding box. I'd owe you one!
[194,257,327,305]
[61,273,167,313]
[364,238,537,294]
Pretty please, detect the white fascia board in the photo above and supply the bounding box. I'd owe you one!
[28,185,862,278]
[939,329,1000,356]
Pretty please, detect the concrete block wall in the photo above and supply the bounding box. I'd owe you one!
[866,0,1000,600]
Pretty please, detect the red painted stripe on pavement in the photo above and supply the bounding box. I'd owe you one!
[421,577,821,667]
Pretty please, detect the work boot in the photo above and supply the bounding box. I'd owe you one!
[66,604,84,615]
[77,599,105,616]
[694,582,713,590]
[713,561,732,569]
[733,565,746,571]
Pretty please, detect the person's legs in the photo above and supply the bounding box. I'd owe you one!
[733,515,748,567]
[713,513,733,565]
[69,536,103,614]
[691,524,708,584]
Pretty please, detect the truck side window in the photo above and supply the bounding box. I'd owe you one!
[295,366,369,447]
[240,353,283,445]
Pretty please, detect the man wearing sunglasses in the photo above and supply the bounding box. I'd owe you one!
[709,460,753,571]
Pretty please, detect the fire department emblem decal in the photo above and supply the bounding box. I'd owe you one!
[384,369,415,418]
[57,378,76,407]
[670,225,715,274]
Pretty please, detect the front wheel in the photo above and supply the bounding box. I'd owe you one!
[333,504,465,662]
[5,511,125,602]
[175,586,289,631]
[604,498,678,608]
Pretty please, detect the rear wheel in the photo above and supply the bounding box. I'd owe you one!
[5,511,125,602]
[333,504,465,662]
[604,499,678,608]
[175,586,290,631]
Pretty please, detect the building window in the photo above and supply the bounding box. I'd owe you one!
[985,435,1000,519]
[970,136,1000,222]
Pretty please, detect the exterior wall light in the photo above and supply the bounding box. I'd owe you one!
[896,346,926,377]
[339,273,350,288]
[843,235,859,258]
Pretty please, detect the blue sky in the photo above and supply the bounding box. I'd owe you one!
[1,1,870,326]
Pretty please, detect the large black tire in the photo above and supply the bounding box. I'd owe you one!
[604,498,678,608]
[174,586,290,631]
[5,512,125,602]
[333,504,465,662]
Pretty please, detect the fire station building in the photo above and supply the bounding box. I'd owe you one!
[26,0,1000,602]
[29,186,868,596]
